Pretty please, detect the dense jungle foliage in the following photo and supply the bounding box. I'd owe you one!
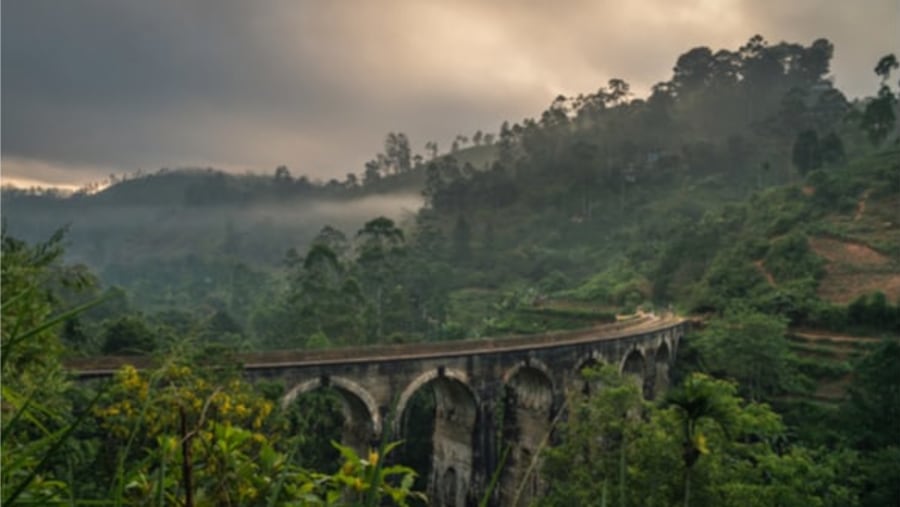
[2,37,899,505]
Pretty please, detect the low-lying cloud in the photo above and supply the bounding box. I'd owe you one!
[3,189,424,269]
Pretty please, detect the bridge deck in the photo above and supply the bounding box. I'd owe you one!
[67,314,685,377]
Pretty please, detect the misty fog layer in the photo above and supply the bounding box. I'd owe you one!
[3,191,423,271]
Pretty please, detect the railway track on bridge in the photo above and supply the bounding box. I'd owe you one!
[67,313,686,377]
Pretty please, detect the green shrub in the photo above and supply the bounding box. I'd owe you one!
[764,232,825,282]
[792,355,852,379]
[538,270,571,292]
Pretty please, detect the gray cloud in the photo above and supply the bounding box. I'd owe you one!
[2,0,898,187]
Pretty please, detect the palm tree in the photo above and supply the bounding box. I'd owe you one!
[665,374,738,507]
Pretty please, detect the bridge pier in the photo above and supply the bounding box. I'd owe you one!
[428,376,478,507]
[498,363,555,506]
[474,395,498,506]
[652,342,671,399]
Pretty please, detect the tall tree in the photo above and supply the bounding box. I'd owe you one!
[363,159,382,186]
[385,132,413,174]
[273,165,292,182]
[672,47,714,94]
[497,121,516,165]
[285,241,364,347]
[665,374,739,507]
[542,370,844,507]
[792,129,822,175]
[425,141,439,160]
[862,54,898,146]
[693,308,793,402]
[841,339,900,450]
[874,53,898,83]
[837,338,900,507]
[795,38,834,84]
[451,214,471,262]
[355,217,407,341]
[819,131,845,165]
[312,225,350,260]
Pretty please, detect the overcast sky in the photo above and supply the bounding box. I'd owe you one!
[2,0,898,188]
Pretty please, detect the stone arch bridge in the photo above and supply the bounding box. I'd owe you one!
[73,314,686,507]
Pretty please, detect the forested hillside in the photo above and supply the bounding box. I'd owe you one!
[3,36,899,505]
[6,36,896,351]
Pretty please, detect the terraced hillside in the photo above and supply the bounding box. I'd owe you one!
[789,330,882,402]
[810,192,900,304]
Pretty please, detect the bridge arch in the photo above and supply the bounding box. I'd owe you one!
[652,342,671,399]
[503,358,556,399]
[504,361,554,412]
[395,368,479,507]
[394,368,479,431]
[574,353,606,395]
[620,348,646,376]
[574,351,603,375]
[283,376,381,451]
[620,348,647,396]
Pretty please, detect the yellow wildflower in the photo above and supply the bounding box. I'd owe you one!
[161,436,178,455]
[238,484,258,500]
[694,433,710,455]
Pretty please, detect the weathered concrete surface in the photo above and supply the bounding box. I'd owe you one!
[69,314,686,507]
[500,363,555,506]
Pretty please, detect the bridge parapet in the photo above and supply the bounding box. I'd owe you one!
[66,314,662,377]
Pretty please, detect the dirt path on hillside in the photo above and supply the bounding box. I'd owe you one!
[817,272,900,305]
[855,190,871,221]
[808,234,899,304]
[791,330,882,344]
[753,260,777,286]
[815,374,852,400]
[808,236,890,266]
